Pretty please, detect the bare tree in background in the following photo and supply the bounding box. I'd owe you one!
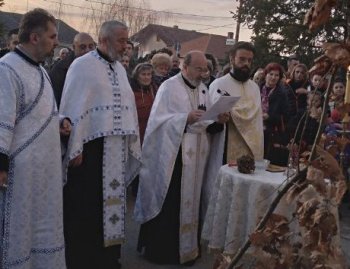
[84,0,164,38]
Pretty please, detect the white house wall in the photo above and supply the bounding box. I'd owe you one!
[138,33,168,57]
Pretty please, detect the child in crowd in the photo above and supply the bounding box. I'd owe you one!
[329,79,346,124]
[308,72,327,93]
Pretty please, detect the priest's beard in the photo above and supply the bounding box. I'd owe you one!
[106,43,121,61]
[231,66,251,82]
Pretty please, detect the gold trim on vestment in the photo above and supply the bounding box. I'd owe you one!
[105,198,122,206]
[180,222,198,234]
[226,120,253,162]
[104,237,125,247]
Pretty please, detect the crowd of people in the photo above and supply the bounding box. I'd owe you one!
[0,7,348,269]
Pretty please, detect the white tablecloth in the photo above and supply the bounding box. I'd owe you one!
[201,165,290,255]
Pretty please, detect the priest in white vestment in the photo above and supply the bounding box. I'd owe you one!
[134,51,229,265]
[202,42,264,219]
[60,21,141,269]
[0,9,66,269]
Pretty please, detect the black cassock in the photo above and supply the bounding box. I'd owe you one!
[63,137,121,269]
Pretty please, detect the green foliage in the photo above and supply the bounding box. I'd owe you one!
[233,0,348,69]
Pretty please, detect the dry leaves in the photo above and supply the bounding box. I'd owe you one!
[323,42,350,69]
[304,0,337,31]
[309,42,350,73]
[308,55,333,76]
[311,145,345,182]
[212,254,232,269]
[249,214,296,268]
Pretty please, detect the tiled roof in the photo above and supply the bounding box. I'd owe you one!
[180,34,231,60]
[0,11,78,45]
[131,24,231,61]
[131,24,205,47]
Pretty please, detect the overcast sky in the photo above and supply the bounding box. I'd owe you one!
[2,0,252,40]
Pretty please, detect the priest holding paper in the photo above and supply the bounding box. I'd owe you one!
[134,51,229,265]
[208,41,264,163]
[202,42,264,216]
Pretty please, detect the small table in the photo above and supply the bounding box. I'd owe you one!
[201,165,290,255]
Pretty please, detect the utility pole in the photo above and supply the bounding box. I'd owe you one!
[347,0,350,41]
[235,0,242,42]
[56,0,63,40]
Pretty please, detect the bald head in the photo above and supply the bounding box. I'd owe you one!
[182,51,208,87]
[73,32,95,57]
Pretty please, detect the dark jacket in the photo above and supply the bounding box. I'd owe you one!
[263,84,289,131]
[285,80,309,120]
[261,84,290,165]
[48,51,75,108]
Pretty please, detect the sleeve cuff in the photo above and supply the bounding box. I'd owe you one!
[0,153,9,172]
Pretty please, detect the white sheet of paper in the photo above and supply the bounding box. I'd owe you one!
[200,96,240,121]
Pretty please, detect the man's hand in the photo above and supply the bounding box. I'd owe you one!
[60,118,72,137]
[263,113,269,120]
[0,171,8,188]
[217,112,230,124]
[69,154,83,167]
[187,110,205,125]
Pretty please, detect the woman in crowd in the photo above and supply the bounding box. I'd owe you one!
[285,63,309,137]
[260,63,289,165]
[130,63,158,196]
[151,53,171,88]
[130,63,157,144]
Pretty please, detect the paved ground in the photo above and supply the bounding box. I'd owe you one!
[120,193,350,269]
[120,195,215,269]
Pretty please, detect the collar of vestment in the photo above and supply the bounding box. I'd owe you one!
[96,48,114,63]
[181,74,196,90]
[14,47,40,66]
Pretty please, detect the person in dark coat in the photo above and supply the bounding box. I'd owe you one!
[285,63,309,138]
[260,63,289,165]
[0,28,19,58]
[49,32,95,107]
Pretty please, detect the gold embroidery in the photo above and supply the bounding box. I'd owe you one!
[104,238,125,247]
[180,222,198,234]
[105,198,122,206]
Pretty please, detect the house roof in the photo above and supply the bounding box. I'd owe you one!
[131,24,205,47]
[180,34,231,61]
[0,11,78,45]
[131,24,232,61]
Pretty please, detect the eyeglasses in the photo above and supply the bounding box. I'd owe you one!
[191,66,209,74]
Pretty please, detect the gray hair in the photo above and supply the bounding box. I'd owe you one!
[183,50,204,66]
[183,53,192,66]
[98,21,127,41]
